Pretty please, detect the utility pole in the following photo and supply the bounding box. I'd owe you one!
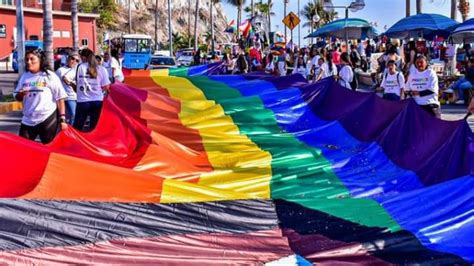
[128,0,132,33]
[251,0,254,17]
[451,0,457,20]
[284,0,288,43]
[16,0,25,76]
[297,0,300,48]
[406,0,410,17]
[416,0,422,14]
[168,0,173,56]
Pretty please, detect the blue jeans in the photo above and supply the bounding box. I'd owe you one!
[452,78,474,99]
[65,100,76,125]
[73,101,103,132]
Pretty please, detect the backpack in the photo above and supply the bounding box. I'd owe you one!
[341,65,358,91]
[383,71,401,87]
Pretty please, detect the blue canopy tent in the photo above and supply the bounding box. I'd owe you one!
[305,18,377,40]
[449,18,474,43]
[384,13,458,39]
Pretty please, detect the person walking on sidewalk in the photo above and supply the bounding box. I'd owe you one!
[14,48,68,144]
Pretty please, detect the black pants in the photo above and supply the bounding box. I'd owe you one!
[73,101,103,132]
[19,111,58,144]
[420,104,441,118]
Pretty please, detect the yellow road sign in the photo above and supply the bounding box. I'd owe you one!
[282,12,300,31]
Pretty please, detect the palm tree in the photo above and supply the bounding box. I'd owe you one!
[71,0,79,52]
[43,0,54,70]
[459,0,470,22]
[226,0,246,38]
[301,0,336,34]
[194,0,200,51]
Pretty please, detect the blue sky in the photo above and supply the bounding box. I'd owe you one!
[221,0,467,45]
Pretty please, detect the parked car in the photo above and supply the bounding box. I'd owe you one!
[146,56,177,70]
[176,51,194,67]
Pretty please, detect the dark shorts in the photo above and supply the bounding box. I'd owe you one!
[383,93,401,101]
[19,110,58,144]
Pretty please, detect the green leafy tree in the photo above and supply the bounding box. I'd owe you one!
[301,0,336,34]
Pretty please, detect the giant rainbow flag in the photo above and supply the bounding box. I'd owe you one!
[0,63,472,264]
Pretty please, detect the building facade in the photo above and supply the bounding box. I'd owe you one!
[0,1,99,60]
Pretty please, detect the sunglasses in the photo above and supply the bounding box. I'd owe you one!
[69,57,80,62]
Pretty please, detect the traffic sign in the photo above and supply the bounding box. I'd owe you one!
[282,12,300,31]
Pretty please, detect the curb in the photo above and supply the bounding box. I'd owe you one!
[0,102,22,114]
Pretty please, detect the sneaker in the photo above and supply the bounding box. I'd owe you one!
[455,99,465,104]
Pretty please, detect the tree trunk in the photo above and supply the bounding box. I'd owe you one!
[210,0,215,55]
[128,0,132,33]
[71,0,79,52]
[43,0,54,70]
[155,0,159,50]
[406,0,410,17]
[451,0,457,20]
[168,0,173,55]
[416,0,422,14]
[268,0,272,37]
[251,0,254,17]
[194,0,199,51]
[188,0,192,47]
[237,5,241,38]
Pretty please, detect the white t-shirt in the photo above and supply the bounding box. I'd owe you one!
[293,66,308,78]
[382,72,405,96]
[339,65,354,89]
[14,70,67,126]
[56,66,77,101]
[278,61,286,76]
[307,55,320,73]
[265,62,274,73]
[75,63,110,103]
[405,68,440,106]
[321,62,338,79]
[110,57,124,82]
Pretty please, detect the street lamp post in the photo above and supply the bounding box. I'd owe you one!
[323,0,365,48]
[284,0,288,44]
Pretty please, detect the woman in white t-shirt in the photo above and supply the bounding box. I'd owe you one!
[380,60,405,101]
[338,52,354,90]
[405,55,441,118]
[73,48,111,131]
[265,53,276,74]
[292,56,308,79]
[14,48,68,144]
[317,52,338,81]
[56,52,80,124]
[110,49,124,82]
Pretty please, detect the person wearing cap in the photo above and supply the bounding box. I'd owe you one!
[56,51,80,124]
[405,55,441,117]
[380,60,405,101]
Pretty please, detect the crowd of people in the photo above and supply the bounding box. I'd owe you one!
[209,38,447,117]
[13,48,122,144]
[13,38,474,144]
